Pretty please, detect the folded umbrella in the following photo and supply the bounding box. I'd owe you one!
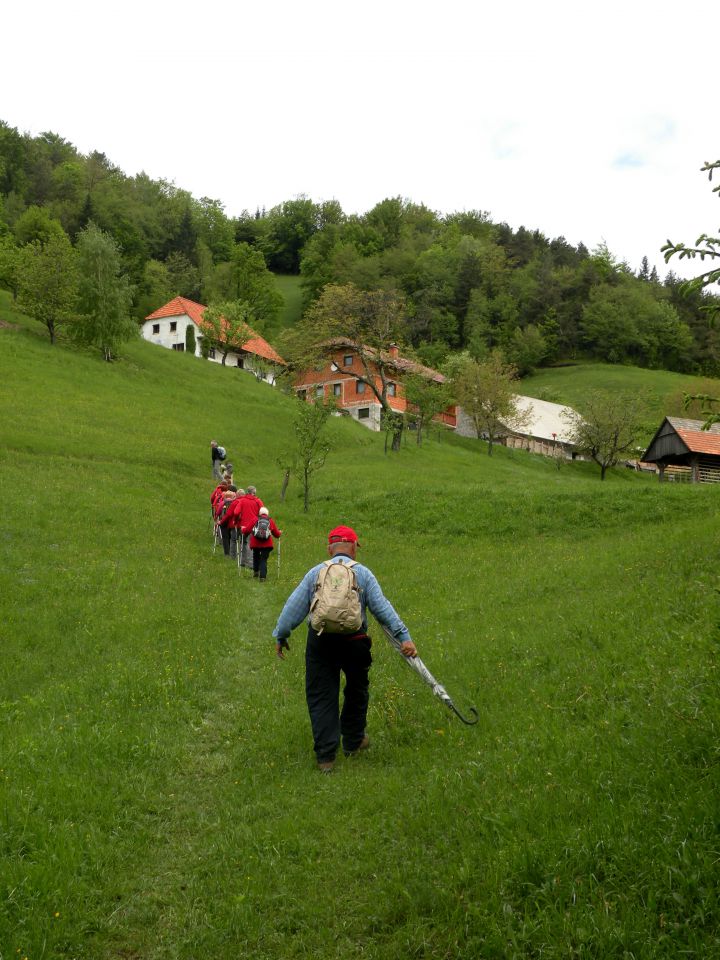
[381,626,478,725]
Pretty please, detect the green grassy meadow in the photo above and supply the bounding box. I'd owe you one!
[272,274,304,336]
[1,292,720,958]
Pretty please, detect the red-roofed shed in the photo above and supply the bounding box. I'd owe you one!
[642,416,720,483]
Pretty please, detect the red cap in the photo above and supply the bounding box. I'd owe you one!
[328,525,361,546]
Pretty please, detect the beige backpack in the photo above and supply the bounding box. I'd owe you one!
[309,560,363,635]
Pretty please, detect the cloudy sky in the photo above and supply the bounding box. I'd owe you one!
[2,0,716,277]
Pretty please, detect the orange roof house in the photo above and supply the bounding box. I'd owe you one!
[642,416,720,483]
[293,338,456,432]
[143,296,285,381]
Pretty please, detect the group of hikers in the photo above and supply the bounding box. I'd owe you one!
[209,440,420,774]
[210,441,281,580]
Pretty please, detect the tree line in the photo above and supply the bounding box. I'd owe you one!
[0,119,718,377]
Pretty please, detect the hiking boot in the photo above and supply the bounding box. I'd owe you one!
[344,735,370,758]
[317,760,335,774]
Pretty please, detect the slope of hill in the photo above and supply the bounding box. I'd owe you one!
[522,362,720,443]
[2,294,719,959]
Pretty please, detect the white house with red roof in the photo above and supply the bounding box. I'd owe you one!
[142,296,285,384]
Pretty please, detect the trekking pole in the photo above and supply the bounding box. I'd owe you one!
[212,521,220,554]
[277,537,281,580]
[237,533,243,575]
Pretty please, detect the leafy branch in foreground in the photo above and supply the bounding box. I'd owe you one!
[683,391,720,430]
[661,160,720,298]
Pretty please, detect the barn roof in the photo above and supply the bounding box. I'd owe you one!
[643,416,720,462]
[670,417,720,455]
[145,296,285,365]
[504,395,578,443]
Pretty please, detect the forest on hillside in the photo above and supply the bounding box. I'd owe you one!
[1,119,718,376]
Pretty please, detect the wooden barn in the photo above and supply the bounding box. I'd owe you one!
[641,416,720,483]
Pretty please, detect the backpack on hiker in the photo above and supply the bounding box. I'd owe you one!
[309,560,363,635]
[252,515,272,541]
[217,445,227,460]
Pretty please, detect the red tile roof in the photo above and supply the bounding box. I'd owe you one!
[322,337,445,383]
[145,296,285,365]
[675,429,720,456]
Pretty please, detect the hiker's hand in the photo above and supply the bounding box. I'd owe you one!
[276,638,290,660]
[400,640,417,658]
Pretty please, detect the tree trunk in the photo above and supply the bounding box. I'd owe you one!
[600,463,607,480]
[303,467,310,513]
[389,411,404,452]
[280,469,290,502]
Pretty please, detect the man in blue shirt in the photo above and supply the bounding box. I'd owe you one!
[273,525,417,773]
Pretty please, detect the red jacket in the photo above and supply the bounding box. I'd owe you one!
[225,493,264,530]
[242,516,282,550]
[216,493,237,522]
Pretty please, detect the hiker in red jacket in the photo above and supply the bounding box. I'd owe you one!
[217,489,239,557]
[211,482,228,513]
[242,507,281,581]
[225,485,263,568]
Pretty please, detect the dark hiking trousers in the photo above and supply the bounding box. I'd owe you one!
[253,547,271,579]
[221,524,237,557]
[305,629,372,763]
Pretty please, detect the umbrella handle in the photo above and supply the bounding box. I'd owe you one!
[446,702,479,726]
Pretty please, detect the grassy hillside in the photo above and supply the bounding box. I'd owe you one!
[272,273,304,335]
[2,293,719,959]
[522,362,720,444]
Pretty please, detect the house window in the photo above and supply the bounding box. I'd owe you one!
[343,354,353,366]
[333,383,342,397]
[315,385,324,399]
[208,347,216,359]
[237,356,244,368]
[172,343,185,352]
[387,382,396,397]
[297,389,307,400]
[358,407,370,419]
[170,321,177,332]
[152,323,160,335]
[356,380,365,394]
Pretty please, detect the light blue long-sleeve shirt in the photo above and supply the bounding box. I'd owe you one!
[272,554,411,643]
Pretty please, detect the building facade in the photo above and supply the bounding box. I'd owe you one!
[293,340,456,431]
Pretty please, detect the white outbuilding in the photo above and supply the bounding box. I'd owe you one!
[456,394,582,459]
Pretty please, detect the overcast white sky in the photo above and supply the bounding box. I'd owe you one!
[2,0,717,277]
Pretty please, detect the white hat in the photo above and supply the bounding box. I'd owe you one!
[258,507,269,516]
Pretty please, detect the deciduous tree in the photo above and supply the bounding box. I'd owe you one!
[202,300,254,366]
[562,392,643,480]
[293,395,335,512]
[403,373,453,445]
[74,223,135,361]
[16,231,78,344]
[453,351,530,456]
[287,282,409,450]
